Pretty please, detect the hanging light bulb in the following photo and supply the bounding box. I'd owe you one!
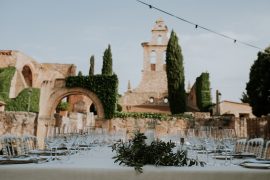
[234,39,237,43]
[195,24,198,28]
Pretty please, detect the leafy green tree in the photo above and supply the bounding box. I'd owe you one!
[78,71,83,76]
[102,45,113,75]
[240,92,250,104]
[246,46,270,117]
[165,30,186,114]
[89,55,95,76]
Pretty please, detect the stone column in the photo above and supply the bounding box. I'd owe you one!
[36,116,51,149]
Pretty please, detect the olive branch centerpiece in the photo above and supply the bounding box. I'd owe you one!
[111,131,205,173]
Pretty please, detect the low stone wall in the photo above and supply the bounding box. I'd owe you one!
[0,111,38,136]
[96,116,246,139]
[96,117,194,138]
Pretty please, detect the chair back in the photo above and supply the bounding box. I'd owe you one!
[246,138,264,157]
[234,138,247,153]
[263,140,270,159]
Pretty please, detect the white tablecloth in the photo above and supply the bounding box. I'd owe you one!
[0,146,269,180]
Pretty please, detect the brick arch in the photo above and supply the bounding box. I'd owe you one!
[48,87,104,119]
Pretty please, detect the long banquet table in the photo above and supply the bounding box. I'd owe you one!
[0,146,270,180]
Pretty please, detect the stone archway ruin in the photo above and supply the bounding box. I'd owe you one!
[48,87,104,119]
[37,86,105,147]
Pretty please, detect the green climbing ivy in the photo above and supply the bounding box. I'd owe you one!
[0,67,16,100]
[113,112,194,121]
[65,74,118,119]
[0,67,40,112]
[5,88,40,113]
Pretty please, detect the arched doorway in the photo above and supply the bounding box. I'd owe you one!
[41,87,104,136]
[22,65,33,87]
[48,87,104,120]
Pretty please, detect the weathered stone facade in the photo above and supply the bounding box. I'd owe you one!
[120,19,201,113]
[120,18,170,113]
[0,50,76,98]
[0,111,37,136]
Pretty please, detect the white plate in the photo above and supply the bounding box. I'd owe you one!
[242,163,270,169]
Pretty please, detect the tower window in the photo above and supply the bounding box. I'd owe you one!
[149,97,154,103]
[157,35,162,45]
[151,64,156,71]
[163,97,168,104]
[150,50,156,64]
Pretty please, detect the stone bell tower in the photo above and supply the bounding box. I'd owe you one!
[135,18,168,93]
[120,18,170,113]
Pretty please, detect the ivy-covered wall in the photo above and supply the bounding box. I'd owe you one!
[195,72,212,112]
[0,67,40,112]
[0,67,16,101]
[5,88,40,112]
[65,74,118,119]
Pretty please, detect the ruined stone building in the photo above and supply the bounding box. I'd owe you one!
[0,50,99,138]
[0,50,76,98]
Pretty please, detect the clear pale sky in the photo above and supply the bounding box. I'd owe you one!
[1,0,269,102]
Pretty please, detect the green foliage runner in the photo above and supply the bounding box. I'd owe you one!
[166,30,186,114]
[112,131,205,173]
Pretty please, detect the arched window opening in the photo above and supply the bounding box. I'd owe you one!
[163,51,166,63]
[90,103,97,115]
[149,97,154,104]
[150,50,156,63]
[150,50,156,71]
[22,66,33,87]
[163,97,168,104]
[157,35,162,45]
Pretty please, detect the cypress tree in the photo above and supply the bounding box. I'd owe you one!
[78,71,83,76]
[102,45,113,75]
[166,30,186,114]
[89,55,95,76]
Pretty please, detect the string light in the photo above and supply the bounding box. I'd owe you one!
[136,0,266,52]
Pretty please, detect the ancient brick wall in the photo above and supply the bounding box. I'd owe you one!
[246,116,270,139]
[0,111,38,136]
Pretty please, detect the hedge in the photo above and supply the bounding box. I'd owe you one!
[65,74,118,119]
